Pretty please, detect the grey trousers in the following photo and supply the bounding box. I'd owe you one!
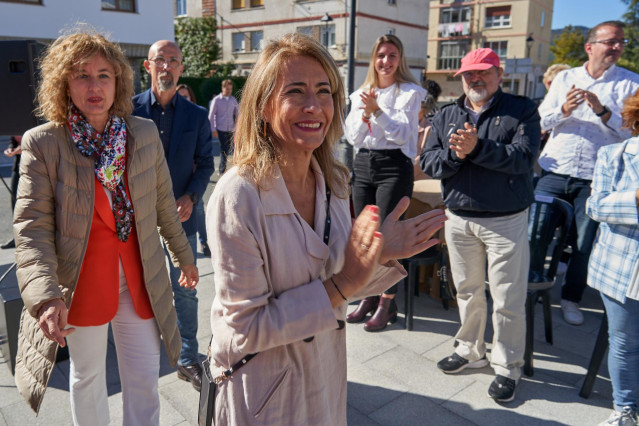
[445,209,529,380]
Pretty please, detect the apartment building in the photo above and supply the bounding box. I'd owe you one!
[427,0,554,103]
[1,0,174,58]
[209,0,429,91]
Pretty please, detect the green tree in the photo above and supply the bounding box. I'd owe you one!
[550,26,588,67]
[620,0,639,73]
[175,17,220,78]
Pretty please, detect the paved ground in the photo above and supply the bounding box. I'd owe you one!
[0,139,617,425]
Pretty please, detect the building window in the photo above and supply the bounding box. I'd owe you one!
[321,25,336,48]
[232,0,244,10]
[441,6,471,24]
[485,6,511,28]
[438,40,469,70]
[483,41,508,62]
[250,0,263,6]
[250,31,263,51]
[102,0,135,12]
[388,0,396,4]
[541,10,546,27]
[232,33,245,53]
[176,0,187,16]
[538,43,542,60]
[439,6,472,37]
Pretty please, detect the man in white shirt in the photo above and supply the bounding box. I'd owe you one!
[208,79,239,174]
[536,21,639,325]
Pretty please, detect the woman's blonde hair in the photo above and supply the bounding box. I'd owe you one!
[543,64,571,91]
[621,88,639,136]
[233,33,350,198]
[36,29,134,124]
[360,34,419,91]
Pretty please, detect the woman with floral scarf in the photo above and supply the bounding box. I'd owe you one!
[13,30,197,425]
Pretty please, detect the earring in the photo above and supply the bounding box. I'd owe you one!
[262,120,267,139]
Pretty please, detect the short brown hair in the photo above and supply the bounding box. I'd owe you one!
[233,33,349,198]
[221,79,233,89]
[36,30,134,125]
[586,21,625,43]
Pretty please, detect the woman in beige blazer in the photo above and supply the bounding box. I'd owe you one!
[206,33,446,425]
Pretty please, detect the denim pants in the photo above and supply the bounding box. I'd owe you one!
[533,171,599,303]
[601,293,639,412]
[196,199,207,245]
[164,233,199,366]
[218,130,233,173]
[352,149,413,295]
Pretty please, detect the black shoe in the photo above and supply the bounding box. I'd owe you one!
[488,375,516,402]
[1,239,15,249]
[177,363,203,392]
[201,242,211,257]
[437,353,488,374]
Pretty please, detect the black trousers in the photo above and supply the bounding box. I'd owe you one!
[218,130,233,173]
[352,149,414,295]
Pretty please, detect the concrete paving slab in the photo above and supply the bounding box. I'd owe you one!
[369,391,475,426]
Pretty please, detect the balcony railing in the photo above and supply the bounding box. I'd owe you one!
[438,22,471,38]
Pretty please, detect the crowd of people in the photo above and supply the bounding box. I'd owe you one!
[7,17,639,426]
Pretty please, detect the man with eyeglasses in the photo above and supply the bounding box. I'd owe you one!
[421,48,540,403]
[132,40,214,391]
[536,21,639,327]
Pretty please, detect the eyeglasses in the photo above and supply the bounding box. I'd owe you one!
[149,56,182,69]
[590,39,628,47]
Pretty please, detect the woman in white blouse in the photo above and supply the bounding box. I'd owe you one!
[345,34,426,331]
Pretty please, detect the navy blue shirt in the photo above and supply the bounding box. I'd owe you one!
[150,92,177,157]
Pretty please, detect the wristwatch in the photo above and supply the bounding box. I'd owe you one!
[595,106,610,117]
[373,109,383,119]
[186,191,199,205]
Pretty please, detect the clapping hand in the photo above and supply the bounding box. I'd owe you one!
[379,197,447,264]
[333,205,383,297]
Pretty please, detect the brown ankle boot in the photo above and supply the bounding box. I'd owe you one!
[364,297,398,332]
[346,296,380,323]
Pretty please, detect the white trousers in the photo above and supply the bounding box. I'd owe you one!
[445,209,529,380]
[66,289,161,426]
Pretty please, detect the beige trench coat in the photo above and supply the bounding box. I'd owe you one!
[207,158,405,425]
[13,117,193,412]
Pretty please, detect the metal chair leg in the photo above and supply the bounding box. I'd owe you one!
[524,291,536,377]
[579,313,608,398]
[542,289,553,345]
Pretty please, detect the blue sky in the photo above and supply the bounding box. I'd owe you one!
[552,1,628,29]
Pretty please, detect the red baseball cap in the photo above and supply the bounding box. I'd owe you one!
[454,48,500,76]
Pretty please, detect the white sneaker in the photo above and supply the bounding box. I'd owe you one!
[598,407,638,426]
[560,299,584,325]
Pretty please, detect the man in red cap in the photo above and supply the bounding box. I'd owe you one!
[421,48,540,403]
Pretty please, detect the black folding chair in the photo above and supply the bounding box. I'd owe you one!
[524,194,574,376]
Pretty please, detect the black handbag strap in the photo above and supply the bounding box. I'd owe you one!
[211,183,333,383]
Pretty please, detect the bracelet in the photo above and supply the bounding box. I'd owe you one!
[330,276,347,301]
[361,114,371,122]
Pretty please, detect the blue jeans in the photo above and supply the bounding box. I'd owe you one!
[533,171,599,303]
[164,233,199,366]
[196,199,207,245]
[601,293,639,412]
